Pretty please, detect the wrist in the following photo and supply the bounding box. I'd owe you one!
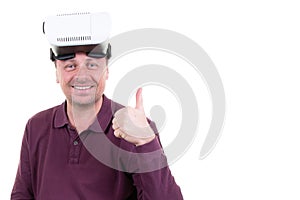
[135,134,156,146]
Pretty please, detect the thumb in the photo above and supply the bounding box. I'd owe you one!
[135,87,144,111]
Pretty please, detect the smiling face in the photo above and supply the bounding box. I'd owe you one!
[55,53,108,107]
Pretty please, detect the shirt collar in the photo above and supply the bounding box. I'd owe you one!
[53,95,119,134]
[89,95,114,133]
[54,101,69,128]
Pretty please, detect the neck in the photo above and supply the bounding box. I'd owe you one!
[66,97,103,133]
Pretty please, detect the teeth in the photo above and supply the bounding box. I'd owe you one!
[73,86,92,90]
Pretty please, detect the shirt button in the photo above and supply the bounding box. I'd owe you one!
[73,141,79,146]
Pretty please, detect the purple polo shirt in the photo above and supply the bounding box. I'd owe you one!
[11,95,183,200]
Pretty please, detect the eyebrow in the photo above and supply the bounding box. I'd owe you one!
[85,58,96,62]
[61,58,76,63]
[63,58,98,63]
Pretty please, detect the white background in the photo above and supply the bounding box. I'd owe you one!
[1,0,300,199]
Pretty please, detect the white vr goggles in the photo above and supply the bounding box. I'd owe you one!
[43,12,111,61]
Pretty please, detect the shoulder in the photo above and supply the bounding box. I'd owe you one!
[23,103,64,144]
[102,95,124,114]
[29,104,61,121]
[26,103,63,128]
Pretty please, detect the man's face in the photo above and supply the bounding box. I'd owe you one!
[55,52,108,107]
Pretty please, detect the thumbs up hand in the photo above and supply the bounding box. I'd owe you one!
[112,88,156,146]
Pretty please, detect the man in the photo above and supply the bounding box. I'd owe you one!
[11,12,183,199]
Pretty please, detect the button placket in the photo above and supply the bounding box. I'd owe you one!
[67,126,82,164]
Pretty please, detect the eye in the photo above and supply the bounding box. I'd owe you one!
[87,62,99,69]
[64,64,76,71]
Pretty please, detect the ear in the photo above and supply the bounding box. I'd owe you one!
[54,61,60,83]
[56,69,60,83]
[105,67,109,80]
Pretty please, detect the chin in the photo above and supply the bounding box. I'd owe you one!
[70,96,102,107]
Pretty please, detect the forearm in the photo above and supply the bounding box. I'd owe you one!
[131,137,183,200]
[133,167,183,200]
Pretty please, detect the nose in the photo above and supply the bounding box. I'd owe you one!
[72,53,90,80]
[71,52,106,83]
[74,65,90,83]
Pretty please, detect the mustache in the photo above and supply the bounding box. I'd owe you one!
[69,80,97,86]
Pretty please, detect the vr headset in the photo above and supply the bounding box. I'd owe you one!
[43,12,111,61]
